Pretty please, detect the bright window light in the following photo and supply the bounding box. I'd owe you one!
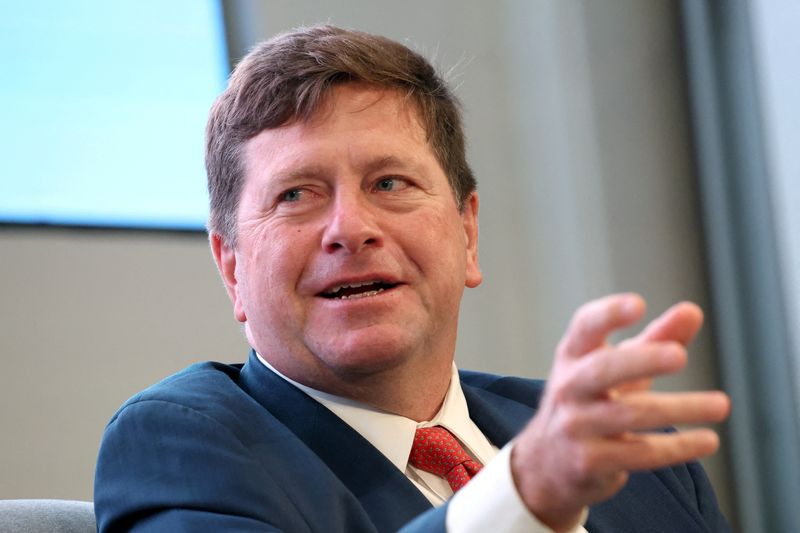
[0,0,228,229]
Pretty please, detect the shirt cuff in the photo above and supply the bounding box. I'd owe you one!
[445,443,588,533]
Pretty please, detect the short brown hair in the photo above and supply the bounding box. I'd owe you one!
[205,24,476,245]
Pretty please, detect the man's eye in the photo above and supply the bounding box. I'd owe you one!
[376,178,396,191]
[281,189,303,202]
[376,177,410,192]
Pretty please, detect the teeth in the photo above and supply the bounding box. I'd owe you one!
[323,280,391,299]
[328,280,380,293]
[338,288,385,300]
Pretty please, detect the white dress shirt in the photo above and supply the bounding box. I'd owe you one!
[257,354,587,532]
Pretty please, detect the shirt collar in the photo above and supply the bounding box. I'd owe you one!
[256,353,481,472]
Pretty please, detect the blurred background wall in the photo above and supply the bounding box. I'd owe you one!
[2,1,798,531]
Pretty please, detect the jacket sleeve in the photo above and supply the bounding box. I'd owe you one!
[94,398,312,532]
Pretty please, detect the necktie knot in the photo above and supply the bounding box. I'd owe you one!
[408,426,483,492]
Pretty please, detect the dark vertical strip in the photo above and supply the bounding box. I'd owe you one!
[681,1,800,532]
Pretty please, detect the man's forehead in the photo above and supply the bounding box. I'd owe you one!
[242,85,432,172]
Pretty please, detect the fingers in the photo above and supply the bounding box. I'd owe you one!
[562,342,687,399]
[562,390,731,437]
[622,301,704,347]
[513,294,729,527]
[557,293,646,358]
[579,429,721,475]
[557,298,705,397]
[611,301,704,394]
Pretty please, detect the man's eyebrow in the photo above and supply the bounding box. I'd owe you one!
[361,155,423,176]
[270,156,425,183]
[270,164,328,184]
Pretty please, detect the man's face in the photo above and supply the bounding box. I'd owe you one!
[212,83,481,392]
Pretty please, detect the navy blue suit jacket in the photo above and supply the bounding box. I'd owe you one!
[94,351,729,532]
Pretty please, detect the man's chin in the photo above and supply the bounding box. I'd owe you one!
[310,331,420,378]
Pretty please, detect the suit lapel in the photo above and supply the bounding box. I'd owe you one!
[461,379,535,447]
[236,358,714,533]
[237,351,432,533]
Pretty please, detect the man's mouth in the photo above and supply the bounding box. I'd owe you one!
[319,280,399,300]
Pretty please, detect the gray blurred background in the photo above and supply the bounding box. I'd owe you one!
[2,1,798,532]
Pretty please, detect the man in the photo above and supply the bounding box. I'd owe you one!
[95,25,730,532]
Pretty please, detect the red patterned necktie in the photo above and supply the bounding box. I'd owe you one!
[408,426,483,492]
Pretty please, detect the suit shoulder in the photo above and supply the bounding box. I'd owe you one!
[459,369,546,409]
[108,361,247,426]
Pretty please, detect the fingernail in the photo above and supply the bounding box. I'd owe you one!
[622,294,644,316]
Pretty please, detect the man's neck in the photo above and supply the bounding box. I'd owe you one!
[260,351,453,422]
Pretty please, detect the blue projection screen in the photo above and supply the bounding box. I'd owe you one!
[0,1,228,230]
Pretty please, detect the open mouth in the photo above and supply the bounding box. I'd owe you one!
[319,280,399,300]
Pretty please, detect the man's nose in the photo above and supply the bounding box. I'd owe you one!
[321,191,383,254]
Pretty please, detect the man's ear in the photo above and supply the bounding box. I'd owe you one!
[462,192,482,288]
[209,232,247,323]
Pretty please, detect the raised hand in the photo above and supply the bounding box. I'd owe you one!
[510,294,730,532]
